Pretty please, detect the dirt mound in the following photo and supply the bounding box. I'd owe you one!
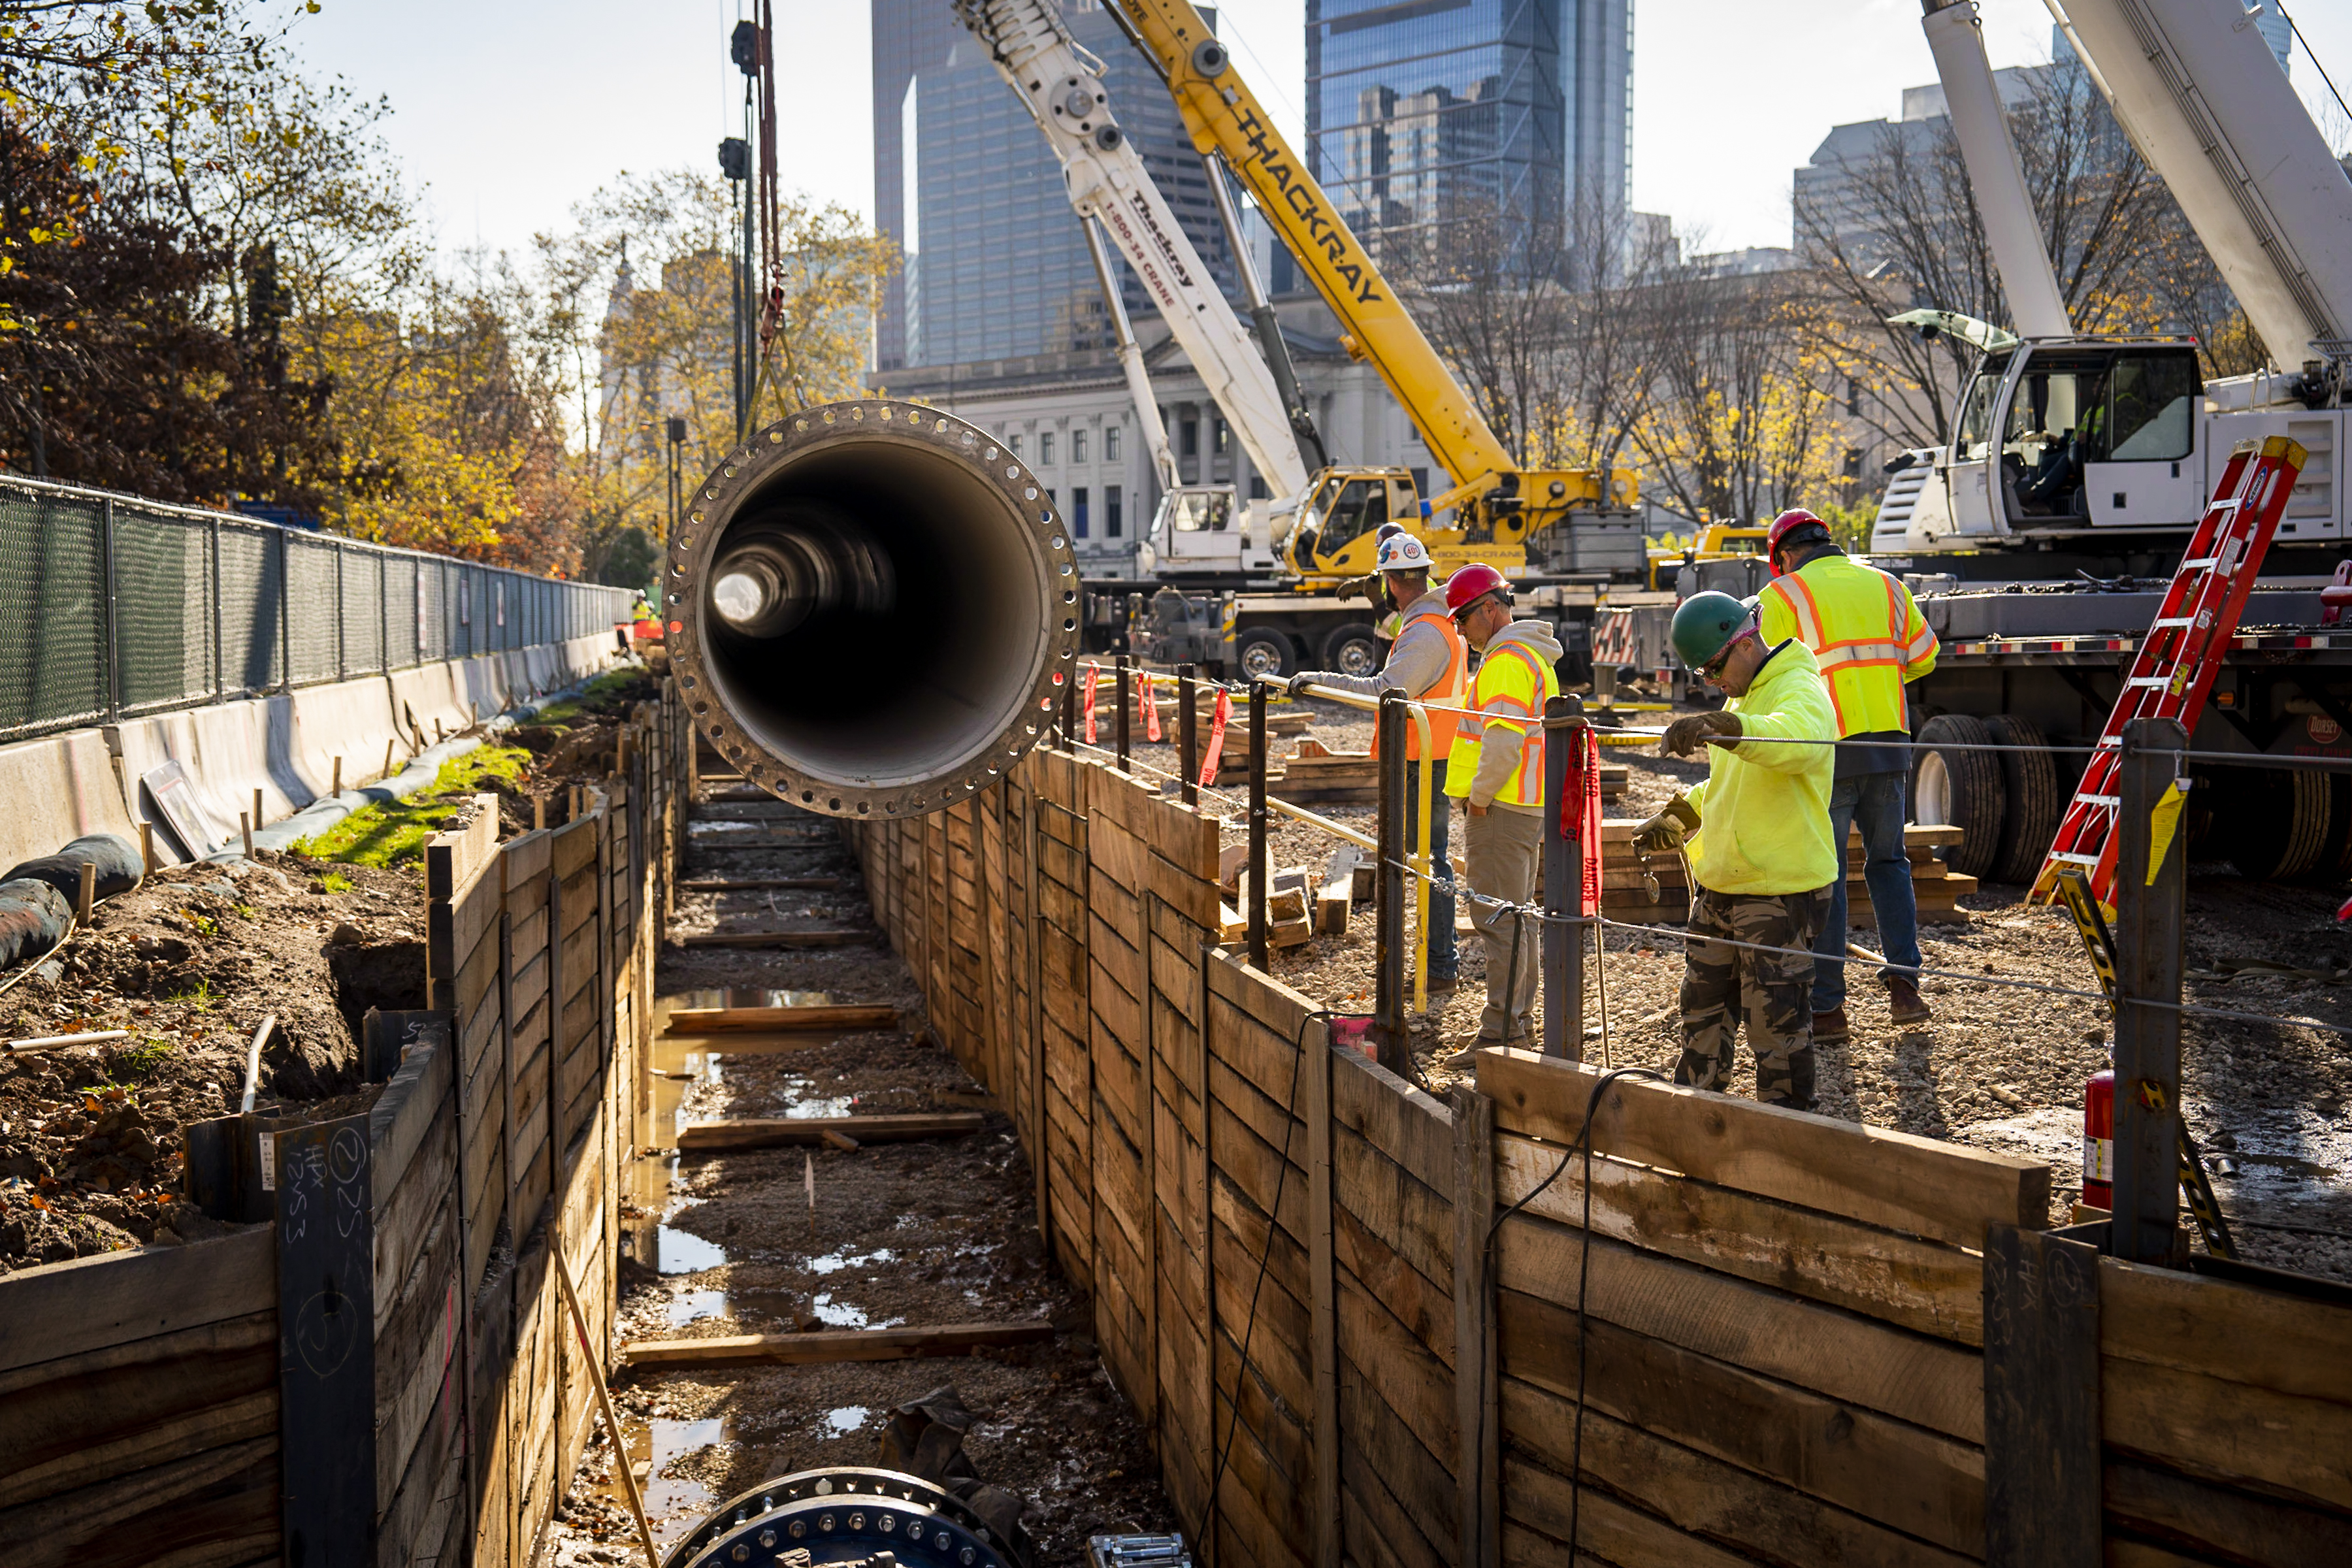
[0,851,423,1271]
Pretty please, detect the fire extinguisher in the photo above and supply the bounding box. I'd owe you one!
[2083,1069,2114,1210]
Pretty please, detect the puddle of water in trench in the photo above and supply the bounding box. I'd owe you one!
[822,1405,872,1437]
[808,1247,896,1275]
[624,1222,728,1277]
[596,1416,733,1552]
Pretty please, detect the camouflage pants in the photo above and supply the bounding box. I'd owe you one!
[1676,884,1833,1111]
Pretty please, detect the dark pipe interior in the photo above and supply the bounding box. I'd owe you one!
[699,438,1051,791]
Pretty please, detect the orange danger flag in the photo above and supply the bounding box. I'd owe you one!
[1199,689,1231,787]
[1081,664,1100,745]
[1142,675,1163,743]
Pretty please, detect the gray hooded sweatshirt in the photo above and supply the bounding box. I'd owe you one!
[1467,619,1564,811]
[1294,587,1455,700]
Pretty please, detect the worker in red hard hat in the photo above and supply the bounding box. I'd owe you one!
[1759,508,1939,1042]
[1287,531,1469,986]
[1439,563,1560,1062]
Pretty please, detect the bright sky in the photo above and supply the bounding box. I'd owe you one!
[293,0,2352,263]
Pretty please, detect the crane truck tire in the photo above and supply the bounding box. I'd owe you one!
[1320,623,1381,679]
[1983,715,2061,885]
[664,400,1081,819]
[1910,714,2006,879]
[1234,628,1296,681]
[2223,768,2332,881]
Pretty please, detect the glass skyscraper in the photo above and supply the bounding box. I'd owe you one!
[871,0,1236,374]
[1306,0,1631,252]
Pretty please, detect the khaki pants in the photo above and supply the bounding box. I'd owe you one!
[1463,803,1544,1045]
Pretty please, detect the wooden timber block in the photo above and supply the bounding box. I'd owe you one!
[675,1113,984,1151]
[622,1321,1055,1368]
[679,930,870,949]
[1318,846,1363,934]
[666,1005,898,1033]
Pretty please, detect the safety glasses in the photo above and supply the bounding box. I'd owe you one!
[1697,623,1754,681]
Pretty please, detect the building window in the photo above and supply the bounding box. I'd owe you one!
[1181,418,1198,459]
[1106,425,1122,463]
[1214,418,1229,455]
[1041,430,1055,465]
[1107,485,1122,536]
[1842,448,1863,480]
[1009,433,1022,457]
[1846,378,1863,417]
[1073,486,1089,537]
[1073,427,1088,465]
[1410,466,1429,497]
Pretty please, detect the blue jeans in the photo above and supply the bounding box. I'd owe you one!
[1812,770,1921,1013]
[1406,759,1457,977]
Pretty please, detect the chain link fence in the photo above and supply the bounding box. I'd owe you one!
[0,474,636,744]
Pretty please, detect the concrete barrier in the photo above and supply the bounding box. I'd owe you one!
[8,650,638,872]
[0,730,142,872]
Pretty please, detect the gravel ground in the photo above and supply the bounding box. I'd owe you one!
[541,789,1177,1567]
[1097,681,2352,1282]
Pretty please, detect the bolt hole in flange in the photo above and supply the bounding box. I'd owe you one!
[667,401,1077,817]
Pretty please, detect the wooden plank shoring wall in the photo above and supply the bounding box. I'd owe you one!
[845,746,2352,1568]
[0,690,685,1568]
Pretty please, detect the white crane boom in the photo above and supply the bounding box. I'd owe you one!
[953,0,1312,498]
[1921,0,2076,339]
[1081,215,1179,491]
[2047,0,2352,371]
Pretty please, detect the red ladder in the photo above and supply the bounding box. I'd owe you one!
[2031,436,2307,911]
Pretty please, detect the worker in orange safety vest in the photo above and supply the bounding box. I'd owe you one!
[1757,508,1940,1042]
[1440,563,1560,1062]
[1288,531,1469,985]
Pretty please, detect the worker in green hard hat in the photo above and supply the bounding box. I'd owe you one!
[1629,590,1839,1111]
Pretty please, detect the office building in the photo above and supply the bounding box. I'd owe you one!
[872,0,1237,374]
[1307,0,1631,253]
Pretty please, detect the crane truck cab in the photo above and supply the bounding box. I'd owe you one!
[1135,483,1289,578]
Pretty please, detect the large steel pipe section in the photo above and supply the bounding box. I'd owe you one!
[666,400,1081,818]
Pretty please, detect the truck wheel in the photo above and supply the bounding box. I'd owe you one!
[1321,624,1380,679]
[1910,714,2005,879]
[1984,715,2061,884]
[2225,768,2332,880]
[1234,628,1295,681]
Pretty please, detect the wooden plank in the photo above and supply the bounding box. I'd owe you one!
[1334,1122,1454,1299]
[502,825,552,890]
[1984,1225,2099,1566]
[550,815,597,878]
[0,1226,274,1375]
[1501,1460,1762,1568]
[450,879,503,1019]
[1495,1209,1982,1441]
[2104,1454,2352,1565]
[678,930,870,949]
[1339,1349,1456,1562]
[1452,1088,1498,1568]
[1499,1286,1985,1554]
[2105,1352,2352,1512]
[368,1026,453,1221]
[662,1005,897,1033]
[2100,1255,2352,1408]
[423,798,498,898]
[1475,1047,2050,1249]
[1148,794,1222,880]
[674,1113,984,1151]
[676,876,841,891]
[0,1432,278,1568]
[617,1319,1055,1367]
[1494,1131,1985,1345]
[1503,1378,1980,1568]
[0,1311,274,1509]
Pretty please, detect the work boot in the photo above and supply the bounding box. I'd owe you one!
[1812,1007,1850,1043]
[1426,970,1460,993]
[1886,974,1933,1026]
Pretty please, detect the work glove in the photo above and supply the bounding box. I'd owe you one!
[1339,572,1380,606]
[1631,793,1700,856]
[1660,709,1742,759]
[1286,671,1324,698]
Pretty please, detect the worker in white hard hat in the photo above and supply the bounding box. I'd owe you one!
[1286,531,1470,987]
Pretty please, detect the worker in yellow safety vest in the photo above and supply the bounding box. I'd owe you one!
[1757,508,1940,1042]
[1288,531,1469,984]
[1439,563,1560,1061]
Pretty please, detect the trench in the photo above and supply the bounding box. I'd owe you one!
[540,777,1177,1564]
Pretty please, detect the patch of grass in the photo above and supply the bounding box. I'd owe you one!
[182,909,219,938]
[116,1037,174,1079]
[318,870,353,894]
[232,902,257,921]
[290,744,531,868]
[166,978,219,1009]
[530,668,640,727]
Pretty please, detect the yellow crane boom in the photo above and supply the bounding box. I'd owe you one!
[1107,0,1634,542]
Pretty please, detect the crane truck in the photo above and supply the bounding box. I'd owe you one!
[953,0,1650,681]
[1839,0,2352,887]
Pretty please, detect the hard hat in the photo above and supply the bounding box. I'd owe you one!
[1373,521,1407,543]
[1375,533,1432,573]
[1445,562,1510,617]
[1766,508,1833,572]
[1671,591,1756,670]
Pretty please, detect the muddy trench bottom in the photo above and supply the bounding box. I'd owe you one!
[544,795,1179,1565]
